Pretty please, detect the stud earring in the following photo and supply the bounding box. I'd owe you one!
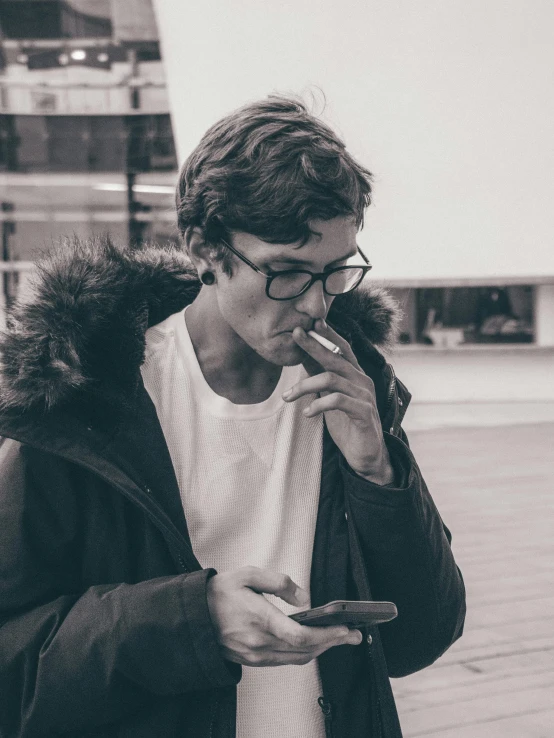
[200,271,215,285]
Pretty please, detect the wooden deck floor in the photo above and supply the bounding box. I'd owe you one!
[392,422,554,738]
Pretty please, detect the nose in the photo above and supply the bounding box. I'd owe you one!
[294,279,330,322]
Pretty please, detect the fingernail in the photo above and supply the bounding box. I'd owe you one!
[282,389,292,399]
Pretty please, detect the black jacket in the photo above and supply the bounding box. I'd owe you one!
[0,239,465,737]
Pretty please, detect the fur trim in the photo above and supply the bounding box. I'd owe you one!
[0,236,400,413]
[329,284,401,354]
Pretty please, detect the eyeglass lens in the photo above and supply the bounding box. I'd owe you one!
[268,267,366,299]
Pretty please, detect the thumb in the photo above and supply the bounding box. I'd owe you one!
[240,567,310,607]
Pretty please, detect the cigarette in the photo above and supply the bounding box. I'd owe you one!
[307,330,340,353]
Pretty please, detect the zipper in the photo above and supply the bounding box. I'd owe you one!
[318,697,334,738]
[384,362,401,437]
[385,362,397,416]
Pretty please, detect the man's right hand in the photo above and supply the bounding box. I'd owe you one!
[206,566,363,667]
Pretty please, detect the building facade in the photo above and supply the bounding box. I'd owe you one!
[0,0,179,316]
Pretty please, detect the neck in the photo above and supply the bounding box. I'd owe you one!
[185,290,282,404]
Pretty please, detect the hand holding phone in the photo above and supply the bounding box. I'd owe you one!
[206,568,364,668]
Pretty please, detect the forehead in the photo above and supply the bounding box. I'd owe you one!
[238,216,359,265]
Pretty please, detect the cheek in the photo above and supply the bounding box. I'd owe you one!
[235,289,265,321]
[217,279,272,329]
[218,275,258,308]
[240,297,289,336]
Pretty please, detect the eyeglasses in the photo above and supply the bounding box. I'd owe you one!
[219,238,372,301]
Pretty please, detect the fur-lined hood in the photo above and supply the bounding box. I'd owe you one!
[0,237,401,414]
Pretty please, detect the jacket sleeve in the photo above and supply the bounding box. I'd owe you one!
[0,438,240,737]
[342,429,466,678]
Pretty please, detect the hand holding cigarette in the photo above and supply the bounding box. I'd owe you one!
[283,320,395,485]
[307,330,344,356]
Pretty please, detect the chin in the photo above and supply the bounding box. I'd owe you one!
[276,345,306,367]
[260,336,305,367]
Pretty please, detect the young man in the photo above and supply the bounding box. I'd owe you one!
[0,96,465,737]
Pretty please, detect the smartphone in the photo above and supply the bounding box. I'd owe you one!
[289,600,397,628]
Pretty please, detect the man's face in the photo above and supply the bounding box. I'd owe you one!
[212,216,360,366]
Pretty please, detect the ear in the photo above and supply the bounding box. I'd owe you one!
[185,227,218,275]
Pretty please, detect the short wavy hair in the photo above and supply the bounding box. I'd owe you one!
[176,94,373,273]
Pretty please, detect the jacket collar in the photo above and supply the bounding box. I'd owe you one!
[0,236,401,418]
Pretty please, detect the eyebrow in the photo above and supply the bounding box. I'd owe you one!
[265,248,358,268]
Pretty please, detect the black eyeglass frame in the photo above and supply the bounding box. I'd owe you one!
[219,238,372,301]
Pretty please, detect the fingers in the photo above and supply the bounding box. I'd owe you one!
[292,328,359,378]
[292,319,361,373]
[224,629,363,666]
[302,392,369,420]
[314,318,360,365]
[234,567,363,651]
[208,567,364,668]
[283,371,374,405]
[252,604,363,665]
[238,566,310,607]
[271,616,363,653]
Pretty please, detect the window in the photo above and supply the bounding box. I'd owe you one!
[46,116,90,171]
[389,286,535,346]
[125,115,177,173]
[4,114,177,173]
[88,117,126,171]
[0,1,112,40]
[0,116,18,171]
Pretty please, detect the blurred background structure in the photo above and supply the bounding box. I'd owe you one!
[0,0,178,314]
[0,0,553,415]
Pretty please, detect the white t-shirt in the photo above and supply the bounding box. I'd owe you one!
[140,307,326,738]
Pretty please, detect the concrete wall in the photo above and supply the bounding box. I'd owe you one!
[535,285,554,347]
[153,0,554,284]
[390,345,554,403]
